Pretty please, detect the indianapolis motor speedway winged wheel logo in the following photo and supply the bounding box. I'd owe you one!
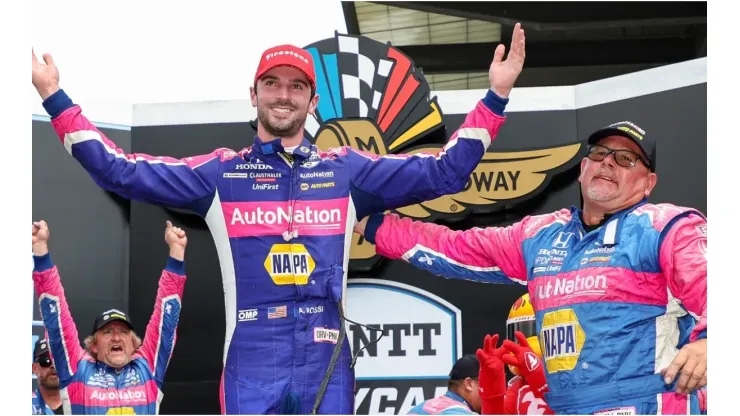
[302,32,582,270]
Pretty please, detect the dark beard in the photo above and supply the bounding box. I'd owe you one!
[40,375,60,390]
[256,101,308,139]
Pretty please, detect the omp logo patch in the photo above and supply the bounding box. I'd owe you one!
[540,309,585,373]
[264,244,315,285]
[238,309,258,322]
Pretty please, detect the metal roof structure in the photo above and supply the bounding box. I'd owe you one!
[342,1,707,89]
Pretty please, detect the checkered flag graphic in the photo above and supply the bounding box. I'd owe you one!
[337,35,393,119]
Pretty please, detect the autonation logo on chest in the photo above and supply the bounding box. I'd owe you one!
[345,279,463,415]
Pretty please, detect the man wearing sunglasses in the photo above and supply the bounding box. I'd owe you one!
[32,220,188,414]
[355,121,707,415]
[32,338,63,415]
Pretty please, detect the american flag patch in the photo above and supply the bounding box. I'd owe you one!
[268,306,287,319]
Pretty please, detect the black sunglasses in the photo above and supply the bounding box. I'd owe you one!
[587,144,649,169]
[36,355,53,368]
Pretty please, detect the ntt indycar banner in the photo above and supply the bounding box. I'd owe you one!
[345,279,463,414]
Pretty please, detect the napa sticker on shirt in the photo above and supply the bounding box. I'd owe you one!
[539,309,585,373]
[264,244,315,285]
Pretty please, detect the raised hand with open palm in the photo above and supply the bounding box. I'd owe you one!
[489,23,526,99]
[32,49,61,100]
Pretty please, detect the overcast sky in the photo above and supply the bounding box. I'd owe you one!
[31,0,347,106]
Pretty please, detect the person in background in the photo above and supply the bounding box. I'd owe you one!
[408,355,482,415]
[32,220,188,414]
[32,338,63,415]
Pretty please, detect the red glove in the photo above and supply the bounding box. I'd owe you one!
[476,334,508,414]
[502,331,549,398]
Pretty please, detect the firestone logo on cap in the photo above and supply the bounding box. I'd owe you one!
[265,50,310,65]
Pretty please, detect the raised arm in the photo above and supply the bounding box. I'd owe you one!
[31,220,85,383]
[347,24,526,219]
[136,221,188,388]
[31,51,220,214]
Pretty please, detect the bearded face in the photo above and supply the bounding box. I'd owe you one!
[251,66,317,140]
[33,355,59,390]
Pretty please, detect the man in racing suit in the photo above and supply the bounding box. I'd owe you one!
[408,355,482,415]
[30,25,527,415]
[32,220,187,414]
[356,121,707,414]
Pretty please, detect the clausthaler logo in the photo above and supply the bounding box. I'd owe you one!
[302,33,582,270]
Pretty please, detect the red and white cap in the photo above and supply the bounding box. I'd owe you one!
[254,44,316,91]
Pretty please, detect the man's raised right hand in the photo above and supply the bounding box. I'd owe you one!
[32,220,50,256]
[164,221,187,261]
[32,49,61,100]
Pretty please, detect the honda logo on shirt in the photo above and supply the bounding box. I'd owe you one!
[552,232,575,249]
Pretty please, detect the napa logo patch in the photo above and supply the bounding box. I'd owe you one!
[264,244,315,285]
[539,309,585,373]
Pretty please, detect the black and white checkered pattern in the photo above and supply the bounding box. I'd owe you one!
[337,35,393,120]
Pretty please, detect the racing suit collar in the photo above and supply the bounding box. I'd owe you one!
[571,198,648,246]
[94,359,130,375]
[252,135,313,160]
[444,390,474,412]
[34,387,47,407]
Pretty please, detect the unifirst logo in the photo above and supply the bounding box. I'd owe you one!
[266,50,310,64]
[540,309,585,373]
[264,244,315,285]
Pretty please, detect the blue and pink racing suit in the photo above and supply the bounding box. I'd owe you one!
[365,201,707,415]
[33,253,186,414]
